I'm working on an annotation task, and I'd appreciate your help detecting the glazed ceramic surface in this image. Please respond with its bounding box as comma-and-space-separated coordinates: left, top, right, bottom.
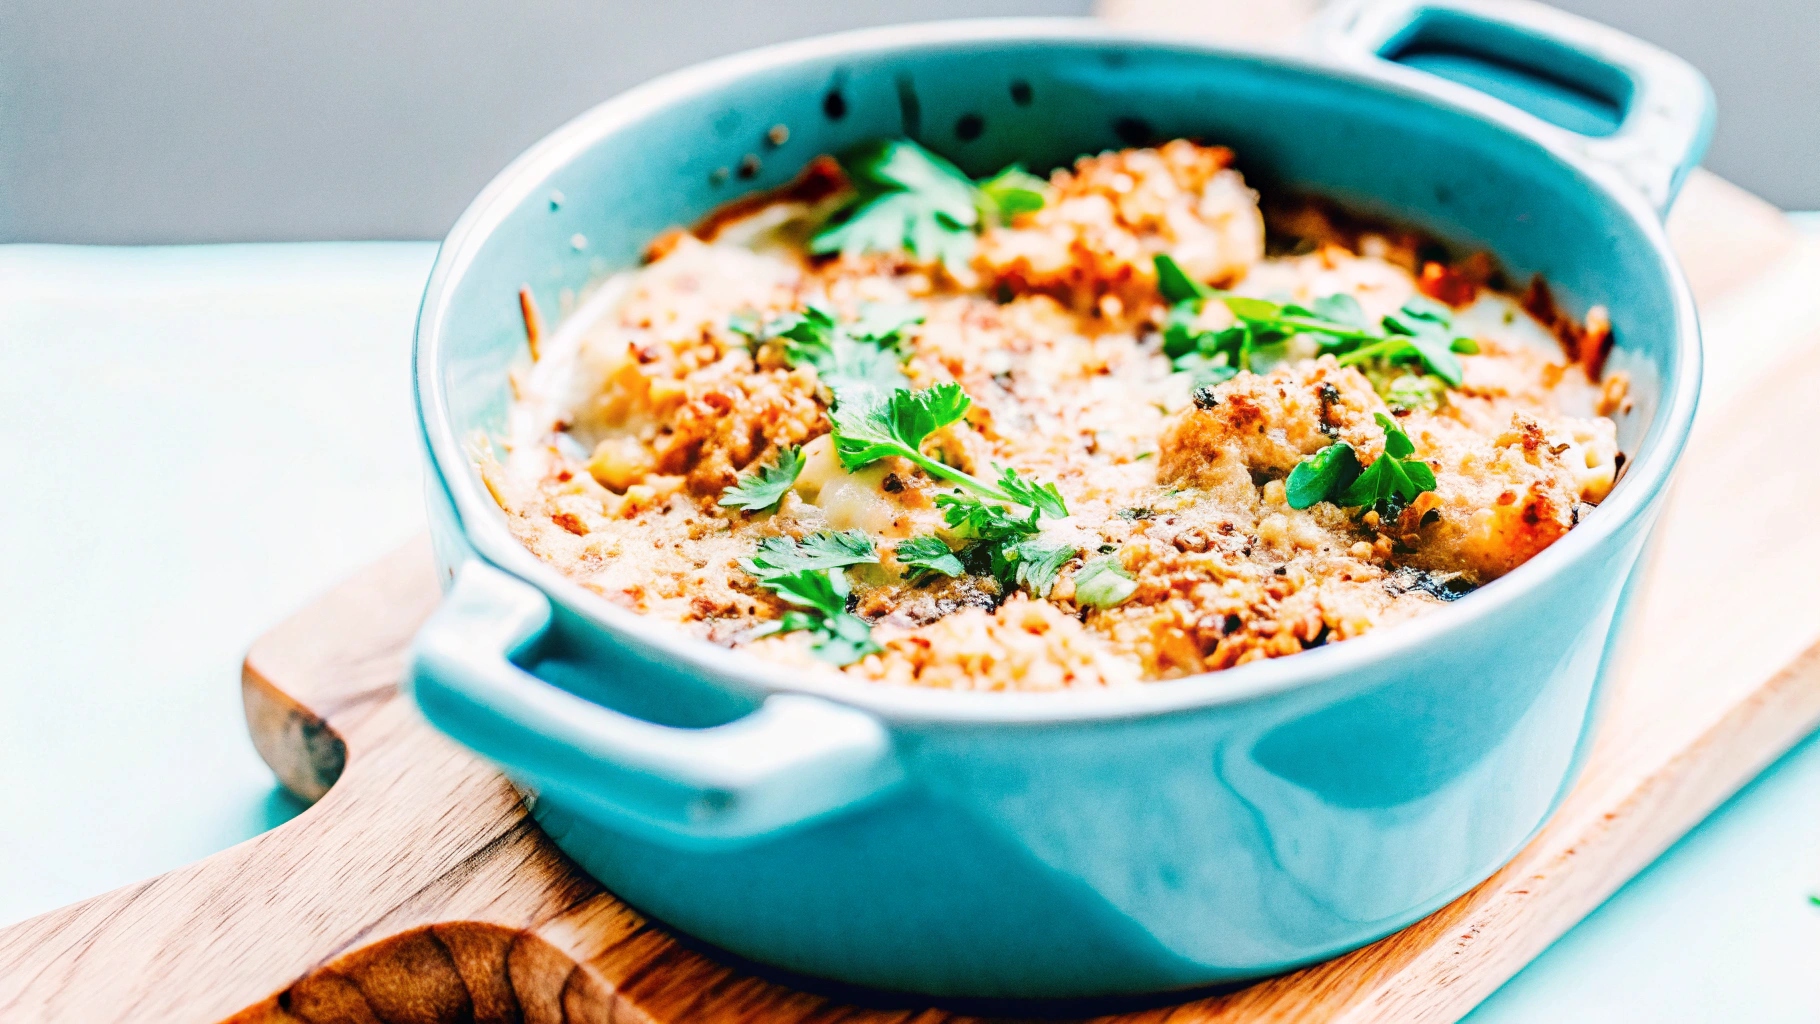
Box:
408, 0, 1711, 998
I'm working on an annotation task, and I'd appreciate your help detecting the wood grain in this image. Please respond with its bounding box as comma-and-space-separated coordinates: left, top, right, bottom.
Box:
0, 177, 1813, 1023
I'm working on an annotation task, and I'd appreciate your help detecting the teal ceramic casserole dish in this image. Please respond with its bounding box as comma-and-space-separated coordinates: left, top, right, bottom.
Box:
407, 0, 1711, 999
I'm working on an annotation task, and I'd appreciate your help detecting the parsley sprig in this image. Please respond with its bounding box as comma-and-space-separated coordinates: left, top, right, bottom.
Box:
932, 491, 1076, 597
741, 530, 880, 664
1153, 254, 1479, 388
741, 530, 878, 574
1285, 413, 1437, 516
748, 569, 879, 665
829, 382, 1069, 517
732, 302, 923, 400
718, 445, 803, 513
894, 535, 964, 582
810, 140, 1048, 269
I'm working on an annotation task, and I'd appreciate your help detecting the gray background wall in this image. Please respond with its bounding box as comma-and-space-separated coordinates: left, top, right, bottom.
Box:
0, 0, 1811, 244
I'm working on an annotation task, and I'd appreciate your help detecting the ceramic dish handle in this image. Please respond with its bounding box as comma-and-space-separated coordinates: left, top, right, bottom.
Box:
408, 561, 904, 848
1311, 0, 1714, 217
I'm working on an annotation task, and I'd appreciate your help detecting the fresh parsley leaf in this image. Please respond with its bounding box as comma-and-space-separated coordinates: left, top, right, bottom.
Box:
829, 381, 1072, 527
1284, 414, 1435, 514
977, 165, 1048, 223
726, 309, 764, 344
748, 567, 879, 666
937, 490, 1039, 543
811, 140, 1047, 268
895, 535, 964, 582
1013, 538, 1076, 598
1327, 298, 1475, 386
718, 445, 803, 513
1381, 414, 1415, 458
1152, 255, 1378, 378
1334, 414, 1437, 513
810, 141, 976, 266
1285, 443, 1362, 510
830, 381, 972, 470
1310, 293, 1368, 328
932, 490, 1077, 597
1154, 253, 1214, 305
1073, 556, 1137, 608
741, 530, 879, 577
847, 302, 926, 344
1173, 351, 1239, 388
750, 302, 920, 400
992, 464, 1069, 520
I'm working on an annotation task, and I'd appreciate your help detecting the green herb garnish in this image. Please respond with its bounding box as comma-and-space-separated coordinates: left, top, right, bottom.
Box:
1285, 413, 1437, 515
748, 568, 879, 665
740, 532, 881, 665
829, 382, 1068, 517
895, 535, 964, 582
810, 140, 1048, 269
977, 165, 1048, 223
933, 490, 1076, 597
1151, 254, 1478, 388
1011, 538, 1076, 598
1285, 443, 1361, 510
718, 445, 803, 513
1073, 556, 1137, 608
733, 302, 922, 400
741, 530, 879, 575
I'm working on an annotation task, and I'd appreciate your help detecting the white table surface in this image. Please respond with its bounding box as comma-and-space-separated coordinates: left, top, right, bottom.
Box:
2, 240, 1817, 1020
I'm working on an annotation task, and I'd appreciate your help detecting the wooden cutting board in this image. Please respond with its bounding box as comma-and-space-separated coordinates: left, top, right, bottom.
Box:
2, 171, 1817, 1024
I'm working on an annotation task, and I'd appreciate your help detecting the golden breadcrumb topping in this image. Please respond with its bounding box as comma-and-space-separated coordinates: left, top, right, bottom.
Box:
483, 141, 1622, 690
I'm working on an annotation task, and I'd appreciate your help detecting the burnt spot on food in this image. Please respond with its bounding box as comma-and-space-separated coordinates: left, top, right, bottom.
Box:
1224, 392, 1265, 432
1273, 565, 1286, 576
1113, 116, 1154, 147
955, 113, 985, 142
1317, 382, 1342, 437
1386, 566, 1475, 602
1010, 79, 1033, 106
882, 472, 905, 493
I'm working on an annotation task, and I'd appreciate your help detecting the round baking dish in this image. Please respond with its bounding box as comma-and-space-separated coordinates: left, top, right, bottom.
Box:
407, 0, 1710, 998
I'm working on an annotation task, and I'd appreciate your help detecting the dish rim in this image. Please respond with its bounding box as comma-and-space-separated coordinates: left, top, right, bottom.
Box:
413, 16, 1702, 726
